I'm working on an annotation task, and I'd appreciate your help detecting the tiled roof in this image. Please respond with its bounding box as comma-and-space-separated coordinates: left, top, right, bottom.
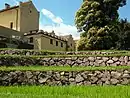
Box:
59, 35, 72, 41
24, 30, 68, 42
0, 1, 32, 13
0, 6, 19, 13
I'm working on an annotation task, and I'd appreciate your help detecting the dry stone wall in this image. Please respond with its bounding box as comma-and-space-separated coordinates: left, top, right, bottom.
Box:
0, 56, 130, 66
0, 70, 130, 86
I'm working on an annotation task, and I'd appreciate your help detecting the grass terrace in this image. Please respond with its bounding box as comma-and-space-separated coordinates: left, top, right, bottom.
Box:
0, 53, 130, 58
0, 66, 130, 71
0, 86, 130, 98
0, 48, 130, 56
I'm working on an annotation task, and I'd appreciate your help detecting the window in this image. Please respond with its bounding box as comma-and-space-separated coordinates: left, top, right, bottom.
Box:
50, 39, 53, 44
10, 22, 13, 29
61, 42, 63, 47
56, 41, 58, 46
29, 37, 33, 43
71, 43, 72, 46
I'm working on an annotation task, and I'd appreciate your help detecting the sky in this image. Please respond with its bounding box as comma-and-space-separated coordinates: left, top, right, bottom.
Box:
0, 0, 130, 39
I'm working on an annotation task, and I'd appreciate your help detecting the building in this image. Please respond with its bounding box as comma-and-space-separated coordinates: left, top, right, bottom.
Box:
0, 25, 23, 38
24, 30, 75, 51
0, 1, 38, 49
0, 1, 75, 51
0, 25, 33, 48
59, 35, 75, 51
0, 1, 39, 34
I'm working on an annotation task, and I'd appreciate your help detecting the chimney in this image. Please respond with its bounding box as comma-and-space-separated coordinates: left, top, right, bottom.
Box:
51, 30, 55, 36
5, 3, 10, 9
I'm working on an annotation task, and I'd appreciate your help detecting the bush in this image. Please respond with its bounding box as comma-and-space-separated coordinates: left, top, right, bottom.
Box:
76, 37, 88, 51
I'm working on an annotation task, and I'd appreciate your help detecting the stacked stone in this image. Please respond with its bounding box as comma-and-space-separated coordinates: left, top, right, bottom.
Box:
0, 49, 130, 86
0, 70, 130, 86
0, 56, 130, 67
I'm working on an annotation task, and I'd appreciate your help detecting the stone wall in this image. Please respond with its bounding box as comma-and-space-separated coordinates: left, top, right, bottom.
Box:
0, 50, 127, 56
0, 70, 130, 86
0, 56, 130, 66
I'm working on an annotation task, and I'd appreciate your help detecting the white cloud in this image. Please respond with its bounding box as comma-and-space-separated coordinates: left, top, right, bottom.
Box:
42, 9, 63, 24
39, 23, 80, 40
40, 9, 80, 40
12, 0, 19, 5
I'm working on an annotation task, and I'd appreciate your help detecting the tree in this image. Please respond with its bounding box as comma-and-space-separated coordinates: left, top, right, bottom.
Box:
116, 19, 130, 50
75, 0, 126, 50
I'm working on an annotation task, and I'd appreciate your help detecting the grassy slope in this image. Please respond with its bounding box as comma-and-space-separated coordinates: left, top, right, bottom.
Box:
0, 49, 130, 57
0, 86, 130, 98
0, 48, 128, 51
0, 53, 130, 58
0, 66, 130, 71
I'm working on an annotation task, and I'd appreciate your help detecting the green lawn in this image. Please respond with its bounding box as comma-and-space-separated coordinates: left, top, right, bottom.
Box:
1, 66, 130, 71
0, 86, 130, 98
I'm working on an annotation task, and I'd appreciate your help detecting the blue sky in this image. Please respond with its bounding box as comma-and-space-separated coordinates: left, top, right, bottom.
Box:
0, 0, 130, 39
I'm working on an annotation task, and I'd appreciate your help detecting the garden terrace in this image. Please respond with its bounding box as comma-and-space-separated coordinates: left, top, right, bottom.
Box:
0, 66, 130, 86
0, 49, 129, 56
0, 55, 130, 67
0, 49, 130, 86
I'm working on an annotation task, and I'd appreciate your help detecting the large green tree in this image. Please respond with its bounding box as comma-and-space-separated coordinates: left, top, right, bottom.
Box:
116, 19, 130, 50
75, 0, 126, 50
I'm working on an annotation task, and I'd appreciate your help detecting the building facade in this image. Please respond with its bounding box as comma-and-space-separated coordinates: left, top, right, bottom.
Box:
60, 35, 75, 51
0, 1, 39, 34
0, 25, 33, 49
0, 25, 23, 38
24, 30, 75, 51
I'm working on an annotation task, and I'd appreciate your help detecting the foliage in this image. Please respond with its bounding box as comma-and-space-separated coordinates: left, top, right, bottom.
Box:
116, 19, 130, 50
0, 51, 130, 58
76, 37, 88, 50
75, 0, 126, 50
